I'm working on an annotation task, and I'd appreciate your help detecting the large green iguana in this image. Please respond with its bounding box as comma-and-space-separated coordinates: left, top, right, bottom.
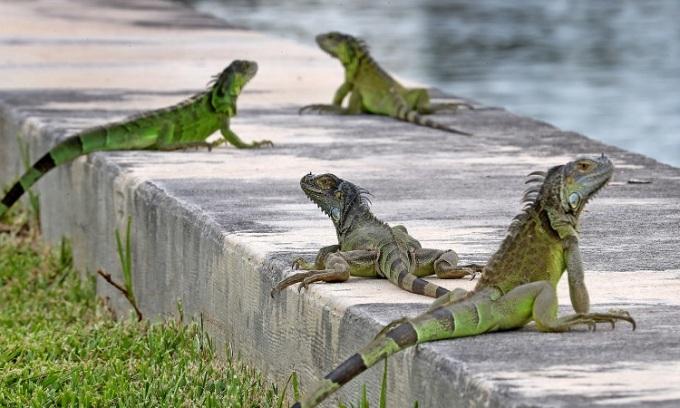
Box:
0, 60, 271, 217
271, 173, 480, 298
291, 155, 636, 408
300, 32, 474, 136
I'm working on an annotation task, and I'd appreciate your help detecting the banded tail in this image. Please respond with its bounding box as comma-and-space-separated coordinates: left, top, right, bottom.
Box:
0, 127, 156, 217
293, 308, 457, 408
292, 321, 419, 408
381, 243, 449, 298
395, 104, 472, 136
0, 135, 90, 216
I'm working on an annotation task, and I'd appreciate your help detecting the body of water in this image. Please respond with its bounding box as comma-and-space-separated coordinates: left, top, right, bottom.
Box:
192, 0, 679, 166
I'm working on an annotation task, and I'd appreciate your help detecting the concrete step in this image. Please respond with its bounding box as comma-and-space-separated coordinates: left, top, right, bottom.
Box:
1, 1, 679, 406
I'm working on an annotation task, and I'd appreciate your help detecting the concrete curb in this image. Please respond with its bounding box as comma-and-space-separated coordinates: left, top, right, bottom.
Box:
1, 1, 679, 406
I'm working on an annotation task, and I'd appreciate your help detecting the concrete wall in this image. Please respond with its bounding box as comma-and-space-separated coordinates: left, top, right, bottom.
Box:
1, 1, 679, 406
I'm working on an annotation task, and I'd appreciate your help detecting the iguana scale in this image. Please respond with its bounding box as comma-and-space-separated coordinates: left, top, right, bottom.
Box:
271, 173, 480, 298
301, 32, 473, 136
0, 60, 270, 217
292, 155, 636, 407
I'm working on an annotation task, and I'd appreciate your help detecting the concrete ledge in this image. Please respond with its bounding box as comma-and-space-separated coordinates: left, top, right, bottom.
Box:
1, 1, 679, 407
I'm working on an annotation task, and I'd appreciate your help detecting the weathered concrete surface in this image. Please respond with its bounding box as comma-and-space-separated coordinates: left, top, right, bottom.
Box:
1, 0, 679, 406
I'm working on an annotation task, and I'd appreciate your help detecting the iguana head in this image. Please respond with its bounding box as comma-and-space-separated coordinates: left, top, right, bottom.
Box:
315, 32, 367, 65
210, 60, 258, 113
300, 173, 369, 231
524, 154, 613, 236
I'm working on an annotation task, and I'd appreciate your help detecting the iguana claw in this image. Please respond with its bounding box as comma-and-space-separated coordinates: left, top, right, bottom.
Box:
560, 310, 636, 332
292, 257, 314, 270
430, 101, 475, 113
252, 139, 274, 148
299, 104, 344, 115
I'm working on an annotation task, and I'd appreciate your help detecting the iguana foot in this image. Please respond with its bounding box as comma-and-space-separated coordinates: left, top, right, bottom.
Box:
427, 101, 475, 113
271, 267, 350, 296
435, 259, 483, 280
299, 104, 345, 115
271, 270, 319, 297
292, 257, 316, 270
557, 309, 636, 331
239, 139, 274, 149
206, 139, 225, 151
298, 269, 349, 292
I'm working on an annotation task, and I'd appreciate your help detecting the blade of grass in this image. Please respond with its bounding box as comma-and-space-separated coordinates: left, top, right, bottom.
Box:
379, 359, 388, 408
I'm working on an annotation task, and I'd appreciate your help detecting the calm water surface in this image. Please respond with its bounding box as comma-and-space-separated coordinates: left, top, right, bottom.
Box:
192, 0, 680, 166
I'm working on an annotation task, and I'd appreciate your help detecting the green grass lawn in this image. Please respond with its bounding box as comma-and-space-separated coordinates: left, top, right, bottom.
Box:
0, 211, 285, 407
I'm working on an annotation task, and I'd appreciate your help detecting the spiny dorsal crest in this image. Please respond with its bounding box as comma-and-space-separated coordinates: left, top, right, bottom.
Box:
206, 60, 256, 89
357, 187, 373, 207
509, 165, 563, 230
338, 32, 369, 54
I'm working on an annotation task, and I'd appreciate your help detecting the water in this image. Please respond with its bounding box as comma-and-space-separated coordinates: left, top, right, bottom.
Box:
191, 0, 680, 167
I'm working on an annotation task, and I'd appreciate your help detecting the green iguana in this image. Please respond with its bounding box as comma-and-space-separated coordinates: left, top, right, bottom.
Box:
291, 155, 636, 408
271, 173, 480, 298
301, 32, 473, 136
0, 60, 270, 218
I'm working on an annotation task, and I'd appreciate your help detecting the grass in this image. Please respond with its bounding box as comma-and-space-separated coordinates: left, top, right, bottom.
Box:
0, 210, 282, 407
0, 209, 404, 407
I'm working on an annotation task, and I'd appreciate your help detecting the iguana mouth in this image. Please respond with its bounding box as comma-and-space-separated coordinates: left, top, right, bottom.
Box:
300, 175, 334, 218
304, 191, 332, 217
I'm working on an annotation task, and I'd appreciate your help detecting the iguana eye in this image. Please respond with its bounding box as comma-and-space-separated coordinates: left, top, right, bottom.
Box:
577, 161, 592, 171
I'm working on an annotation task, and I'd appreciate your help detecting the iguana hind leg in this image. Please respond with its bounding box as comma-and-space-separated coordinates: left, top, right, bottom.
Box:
413, 248, 480, 279
427, 287, 470, 311
272, 250, 377, 296
405, 88, 473, 114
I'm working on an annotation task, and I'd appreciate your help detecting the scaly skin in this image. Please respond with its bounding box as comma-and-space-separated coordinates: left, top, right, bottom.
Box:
271, 173, 480, 298
0, 60, 271, 217
292, 156, 636, 408
300, 32, 474, 136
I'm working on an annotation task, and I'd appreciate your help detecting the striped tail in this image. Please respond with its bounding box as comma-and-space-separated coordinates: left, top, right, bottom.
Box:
381, 243, 449, 298
294, 301, 467, 408
397, 268, 449, 298
293, 320, 422, 408
395, 105, 472, 136
0, 135, 87, 217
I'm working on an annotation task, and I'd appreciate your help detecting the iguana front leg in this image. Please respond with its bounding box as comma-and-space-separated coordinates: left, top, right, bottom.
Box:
299, 86, 362, 115
271, 250, 377, 296
332, 81, 352, 106
498, 281, 635, 332
291, 244, 340, 270
299, 104, 346, 115
220, 117, 273, 149
299, 82, 350, 115
564, 236, 590, 313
